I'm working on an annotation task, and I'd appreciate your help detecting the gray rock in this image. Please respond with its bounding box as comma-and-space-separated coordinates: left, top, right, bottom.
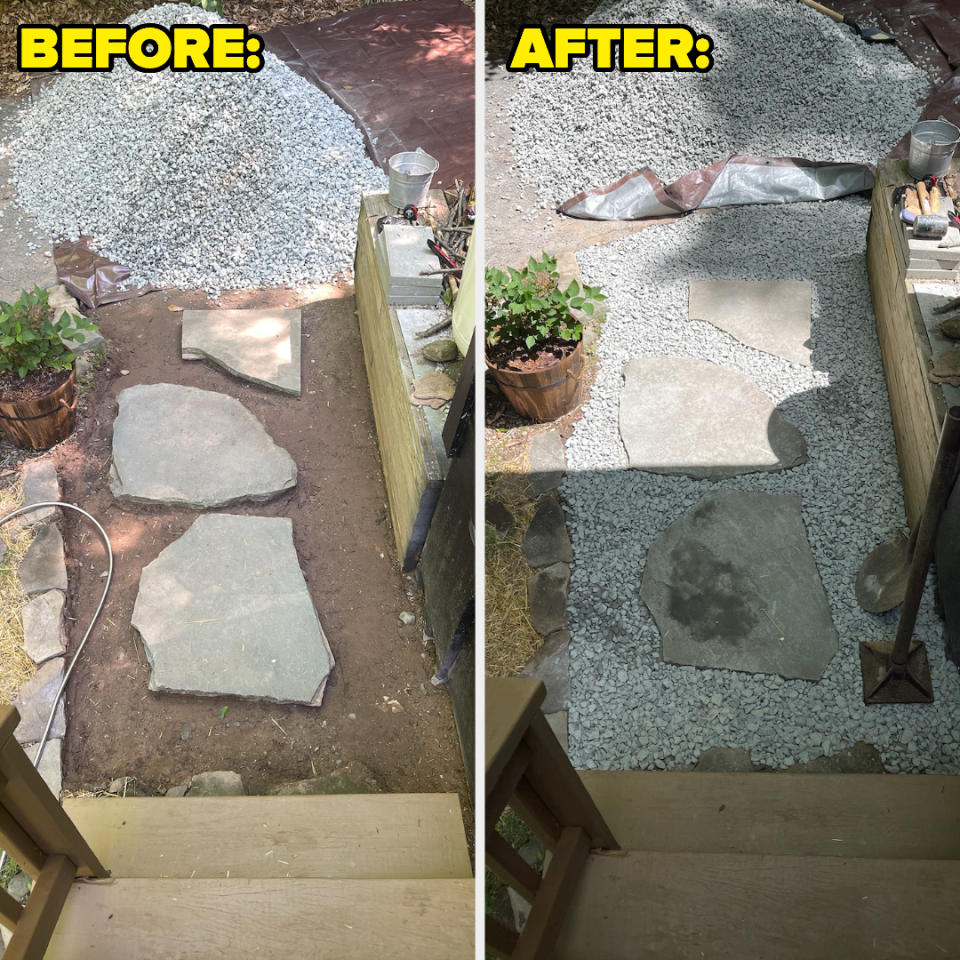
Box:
619, 357, 806, 478
14, 658, 66, 743
0, 541, 7, 565
527, 430, 566, 496
643, 491, 838, 680
485, 499, 514, 537
21, 590, 66, 664
786, 742, 886, 774
519, 630, 570, 713
688, 279, 812, 367
165, 784, 190, 797
423, 338, 459, 363
22, 739, 62, 797
522, 497, 573, 568
5, 871, 31, 903
181, 308, 301, 396
109, 384, 297, 508
694, 746, 755, 773
188, 771, 245, 797
509, 888, 532, 932
108, 776, 135, 795
20, 458, 59, 525
18, 524, 67, 595
544, 711, 569, 754
269, 762, 380, 795
132, 514, 334, 705
398, 611, 416, 626
527, 563, 570, 637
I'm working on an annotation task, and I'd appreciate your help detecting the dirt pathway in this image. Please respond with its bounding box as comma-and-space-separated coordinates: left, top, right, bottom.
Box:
48, 284, 466, 801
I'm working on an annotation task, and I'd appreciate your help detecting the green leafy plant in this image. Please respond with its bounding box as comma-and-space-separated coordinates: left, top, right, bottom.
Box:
0, 287, 97, 380
485, 253, 605, 352
189, 0, 224, 13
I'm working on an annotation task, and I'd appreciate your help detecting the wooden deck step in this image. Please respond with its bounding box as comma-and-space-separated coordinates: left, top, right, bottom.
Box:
556, 850, 960, 959
63, 794, 471, 880
47, 877, 473, 959
580, 771, 960, 860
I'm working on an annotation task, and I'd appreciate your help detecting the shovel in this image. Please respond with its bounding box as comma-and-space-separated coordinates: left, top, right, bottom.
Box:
798, 0, 896, 44
858, 406, 960, 703
857, 405, 960, 611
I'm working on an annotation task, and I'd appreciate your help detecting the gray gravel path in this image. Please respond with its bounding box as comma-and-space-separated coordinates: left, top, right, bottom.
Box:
508, 0, 928, 204
564, 200, 960, 774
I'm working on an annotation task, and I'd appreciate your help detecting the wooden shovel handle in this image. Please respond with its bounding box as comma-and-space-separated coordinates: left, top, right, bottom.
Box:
798, 0, 844, 24
917, 181, 932, 215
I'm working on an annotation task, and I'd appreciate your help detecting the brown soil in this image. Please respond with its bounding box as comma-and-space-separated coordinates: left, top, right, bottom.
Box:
0, 365, 70, 403
45, 282, 467, 805
486, 337, 577, 374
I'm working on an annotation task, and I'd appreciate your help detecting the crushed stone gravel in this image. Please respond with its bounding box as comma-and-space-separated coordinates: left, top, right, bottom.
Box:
508, 0, 929, 204
9, 3, 386, 294
563, 200, 960, 774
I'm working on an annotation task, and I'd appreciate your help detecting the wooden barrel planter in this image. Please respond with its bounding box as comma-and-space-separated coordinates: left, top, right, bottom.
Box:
0, 367, 78, 450
486, 339, 584, 422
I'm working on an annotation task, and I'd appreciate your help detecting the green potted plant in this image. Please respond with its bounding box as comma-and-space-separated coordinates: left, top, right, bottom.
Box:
0, 286, 98, 450
485, 253, 605, 421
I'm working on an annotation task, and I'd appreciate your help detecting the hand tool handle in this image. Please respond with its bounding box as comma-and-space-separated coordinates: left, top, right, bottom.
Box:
917, 181, 932, 215
798, 0, 844, 23
904, 187, 921, 216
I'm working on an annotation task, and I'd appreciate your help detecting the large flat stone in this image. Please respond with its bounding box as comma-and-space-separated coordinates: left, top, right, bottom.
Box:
181, 308, 301, 396
132, 514, 334, 705
21, 590, 66, 664
109, 384, 297, 509
14, 658, 66, 743
688, 279, 812, 367
619, 357, 806, 478
22, 739, 62, 797
527, 429, 566, 496
522, 497, 573, 568
18, 524, 67, 595
20, 458, 60, 526
527, 562, 569, 637
519, 630, 570, 713
188, 771, 245, 797
642, 491, 837, 681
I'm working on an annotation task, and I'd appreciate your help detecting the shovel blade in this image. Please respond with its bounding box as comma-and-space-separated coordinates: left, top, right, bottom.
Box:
856, 529, 910, 612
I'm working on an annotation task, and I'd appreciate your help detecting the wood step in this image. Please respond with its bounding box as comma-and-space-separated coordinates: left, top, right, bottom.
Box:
580, 770, 960, 860
63, 794, 471, 880
556, 850, 960, 959
46, 877, 473, 959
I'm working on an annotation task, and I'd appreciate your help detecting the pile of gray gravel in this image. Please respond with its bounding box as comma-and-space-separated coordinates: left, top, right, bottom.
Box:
509, 0, 929, 203
10, 3, 386, 293
563, 200, 960, 774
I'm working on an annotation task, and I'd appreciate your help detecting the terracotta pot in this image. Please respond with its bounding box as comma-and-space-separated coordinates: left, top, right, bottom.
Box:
0, 366, 78, 450
486, 339, 584, 422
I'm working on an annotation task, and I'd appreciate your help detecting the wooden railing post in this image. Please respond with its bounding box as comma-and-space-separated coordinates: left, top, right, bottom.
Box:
0, 706, 108, 960
485, 677, 619, 960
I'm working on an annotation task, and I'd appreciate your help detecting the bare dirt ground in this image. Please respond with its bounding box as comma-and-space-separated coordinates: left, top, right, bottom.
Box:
26, 281, 466, 804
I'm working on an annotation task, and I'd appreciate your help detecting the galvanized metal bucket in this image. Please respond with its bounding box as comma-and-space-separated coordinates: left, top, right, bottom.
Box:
387, 148, 439, 208
908, 118, 960, 179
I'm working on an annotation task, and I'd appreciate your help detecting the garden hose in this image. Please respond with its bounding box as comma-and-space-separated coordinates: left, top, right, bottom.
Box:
0, 501, 114, 876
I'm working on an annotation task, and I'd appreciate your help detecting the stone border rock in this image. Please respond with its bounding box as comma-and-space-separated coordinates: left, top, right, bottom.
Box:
10, 456, 67, 798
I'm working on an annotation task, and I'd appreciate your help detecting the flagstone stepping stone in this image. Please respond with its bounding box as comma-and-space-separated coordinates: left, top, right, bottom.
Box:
688, 279, 813, 366
619, 357, 806, 478
18, 524, 68, 595
22, 590, 66, 664
109, 384, 297, 509
641, 491, 837, 681
132, 514, 334, 706
20, 458, 60, 526
181, 308, 301, 396
519, 630, 570, 713
527, 429, 566, 497
14, 657, 66, 743
25, 739, 61, 797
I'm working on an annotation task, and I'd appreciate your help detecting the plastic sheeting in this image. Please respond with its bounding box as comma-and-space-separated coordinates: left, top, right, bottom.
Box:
53, 239, 154, 309
558, 156, 874, 221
